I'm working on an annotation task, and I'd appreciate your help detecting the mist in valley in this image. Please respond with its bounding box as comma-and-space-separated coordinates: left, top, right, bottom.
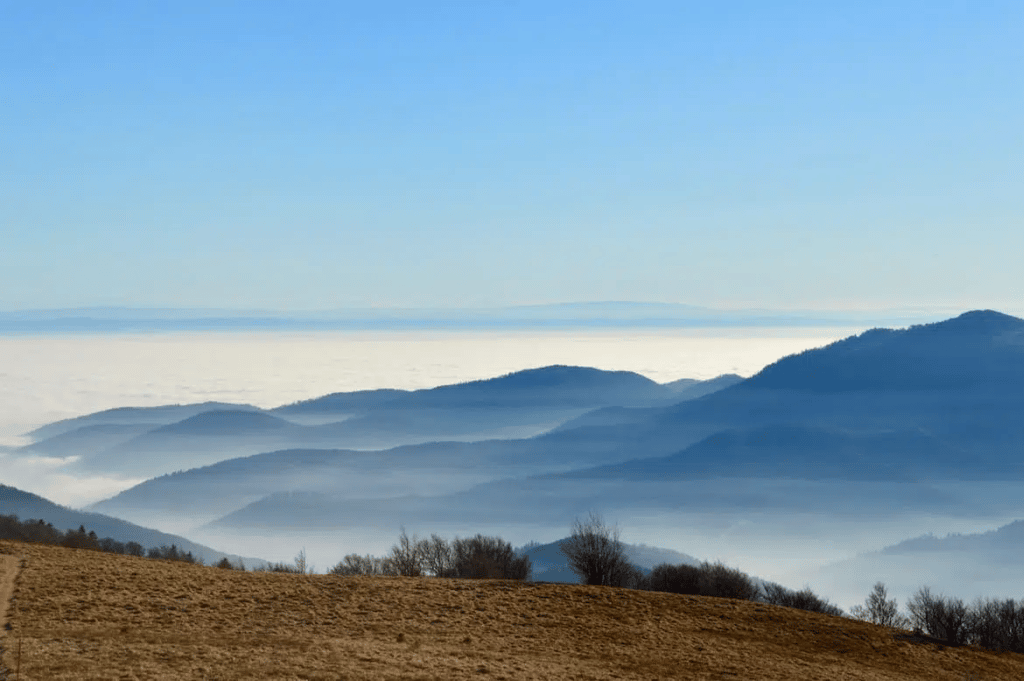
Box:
5, 314, 1024, 616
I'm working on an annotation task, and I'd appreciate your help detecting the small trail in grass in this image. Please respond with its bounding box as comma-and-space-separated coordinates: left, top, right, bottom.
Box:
0, 554, 19, 629
0, 553, 22, 675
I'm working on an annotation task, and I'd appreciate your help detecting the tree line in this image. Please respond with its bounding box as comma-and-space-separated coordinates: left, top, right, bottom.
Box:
329, 530, 531, 580
558, 513, 1024, 654
2, 513, 204, 566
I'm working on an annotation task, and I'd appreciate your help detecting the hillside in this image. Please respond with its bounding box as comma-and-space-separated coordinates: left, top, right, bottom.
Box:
27, 401, 264, 440
802, 517, 1024, 612
21, 365, 709, 479
740, 309, 1024, 392
3, 540, 1023, 680
0, 484, 260, 568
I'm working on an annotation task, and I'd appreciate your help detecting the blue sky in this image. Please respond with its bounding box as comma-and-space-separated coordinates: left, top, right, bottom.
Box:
2, 1, 1022, 313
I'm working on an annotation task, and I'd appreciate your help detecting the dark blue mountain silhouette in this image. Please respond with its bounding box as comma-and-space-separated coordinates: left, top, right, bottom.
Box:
381, 365, 673, 408
68, 311, 1024, 538
555, 423, 984, 482
150, 409, 295, 436
28, 401, 263, 440
18, 423, 154, 457
741, 310, 1024, 392
272, 389, 408, 414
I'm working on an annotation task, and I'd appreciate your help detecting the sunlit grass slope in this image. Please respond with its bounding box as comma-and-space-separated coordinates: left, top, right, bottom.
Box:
3, 540, 1023, 680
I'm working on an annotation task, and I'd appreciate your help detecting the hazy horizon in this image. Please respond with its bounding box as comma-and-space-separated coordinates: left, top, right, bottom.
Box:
4, 2, 1023, 620
0, 325, 858, 507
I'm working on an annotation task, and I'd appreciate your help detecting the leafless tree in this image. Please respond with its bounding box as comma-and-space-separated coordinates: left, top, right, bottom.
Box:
560, 513, 634, 587
387, 528, 424, 576
330, 554, 386, 576
907, 586, 969, 645
450, 534, 531, 580
293, 548, 309, 575
760, 581, 843, 615
419, 534, 455, 577
850, 582, 907, 628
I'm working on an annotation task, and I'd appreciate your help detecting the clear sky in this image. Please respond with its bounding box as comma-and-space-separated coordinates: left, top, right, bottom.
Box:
2, 1, 1022, 313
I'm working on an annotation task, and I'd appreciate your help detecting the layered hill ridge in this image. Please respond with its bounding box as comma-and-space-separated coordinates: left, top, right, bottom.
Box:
741, 309, 1024, 392
19, 365, 731, 478
28, 401, 263, 440
147, 409, 295, 436
87, 311, 1024, 539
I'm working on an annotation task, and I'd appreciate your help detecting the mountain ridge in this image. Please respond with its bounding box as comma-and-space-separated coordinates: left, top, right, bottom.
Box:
0, 483, 264, 567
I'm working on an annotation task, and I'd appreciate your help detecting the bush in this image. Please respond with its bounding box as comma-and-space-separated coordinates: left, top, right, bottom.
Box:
648, 563, 703, 595
560, 513, 635, 587
697, 561, 760, 601
647, 561, 759, 602
330, 554, 387, 576
761, 581, 844, 616
62, 525, 101, 551
419, 534, 455, 577
967, 597, 1024, 653
388, 528, 423, 577
449, 535, 531, 580
257, 561, 303, 573
906, 586, 969, 645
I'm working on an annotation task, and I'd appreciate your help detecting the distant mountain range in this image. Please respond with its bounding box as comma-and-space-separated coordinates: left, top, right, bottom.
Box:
802, 516, 1024, 611
100, 309, 1022, 536
0, 302, 946, 333
22, 366, 740, 478
11, 309, 1024, 601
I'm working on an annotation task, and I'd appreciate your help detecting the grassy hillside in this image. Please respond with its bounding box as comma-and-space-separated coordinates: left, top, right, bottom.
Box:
3, 540, 1023, 680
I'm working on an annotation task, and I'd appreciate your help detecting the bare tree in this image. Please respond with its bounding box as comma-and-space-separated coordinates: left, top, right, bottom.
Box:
968, 597, 1024, 652
450, 535, 531, 580
907, 586, 969, 645
388, 528, 424, 576
330, 554, 386, 576
294, 548, 308, 575
560, 513, 634, 587
697, 561, 760, 601
850, 582, 907, 628
419, 534, 455, 577
649, 562, 703, 594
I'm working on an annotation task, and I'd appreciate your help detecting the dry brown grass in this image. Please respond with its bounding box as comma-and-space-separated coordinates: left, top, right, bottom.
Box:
2, 539, 1022, 680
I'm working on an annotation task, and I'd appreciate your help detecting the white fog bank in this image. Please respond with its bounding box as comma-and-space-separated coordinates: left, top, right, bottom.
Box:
0, 327, 857, 507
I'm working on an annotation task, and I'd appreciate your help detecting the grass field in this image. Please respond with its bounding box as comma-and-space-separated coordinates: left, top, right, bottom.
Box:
2, 539, 1022, 680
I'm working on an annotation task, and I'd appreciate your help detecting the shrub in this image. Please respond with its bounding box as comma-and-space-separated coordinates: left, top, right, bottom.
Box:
697, 561, 760, 601
449, 535, 531, 580
330, 554, 387, 576
907, 586, 969, 645
647, 561, 759, 602
648, 563, 703, 595
419, 534, 455, 577
560, 513, 635, 587
966, 597, 1024, 653
761, 581, 844, 616
388, 528, 423, 577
